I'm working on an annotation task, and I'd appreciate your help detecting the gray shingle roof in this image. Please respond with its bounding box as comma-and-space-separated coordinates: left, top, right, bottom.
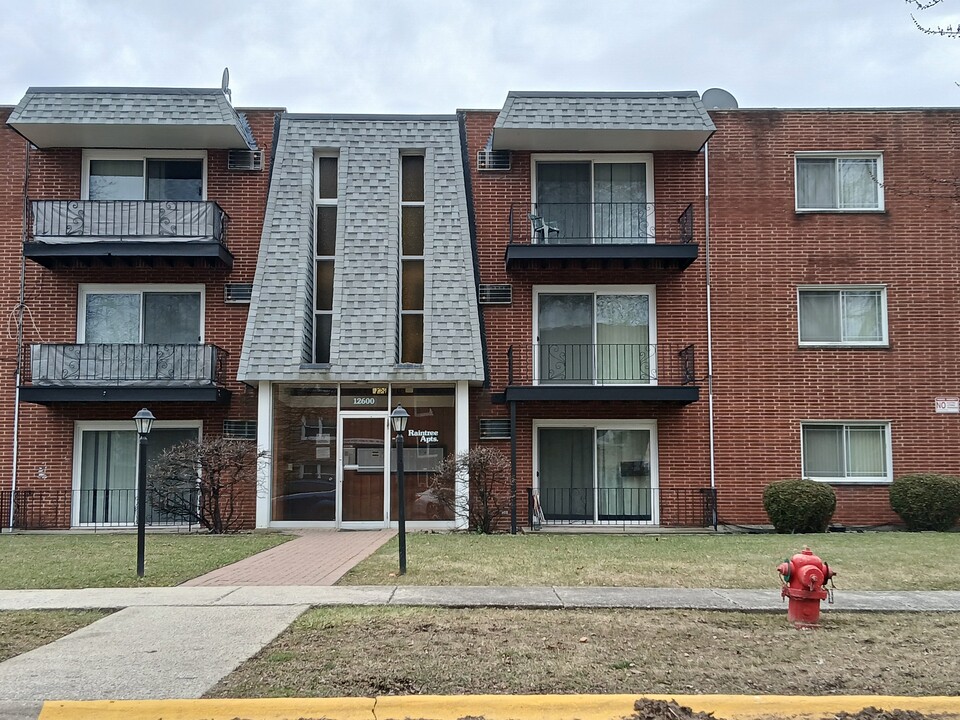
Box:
239, 115, 484, 383
491, 91, 715, 151
7, 87, 256, 149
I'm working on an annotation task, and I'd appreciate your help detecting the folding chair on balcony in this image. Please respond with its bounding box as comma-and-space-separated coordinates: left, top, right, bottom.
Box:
529, 213, 560, 244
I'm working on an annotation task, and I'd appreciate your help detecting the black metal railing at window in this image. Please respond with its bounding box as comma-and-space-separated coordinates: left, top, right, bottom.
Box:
507, 343, 696, 386
28, 200, 229, 245
509, 202, 694, 245
528, 486, 717, 529
25, 343, 227, 387
0, 488, 200, 530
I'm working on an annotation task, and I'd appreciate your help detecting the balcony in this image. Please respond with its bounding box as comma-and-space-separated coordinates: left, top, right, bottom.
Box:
503, 343, 699, 403
505, 202, 697, 270
527, 487, 717, 528
25, 200, 233, 268
20, 343, 230, 404
1, 488, 202, 530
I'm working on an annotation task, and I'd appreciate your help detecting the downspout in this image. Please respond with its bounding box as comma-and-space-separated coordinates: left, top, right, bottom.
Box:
9, 142, 29, 529
704, 140, 718, 530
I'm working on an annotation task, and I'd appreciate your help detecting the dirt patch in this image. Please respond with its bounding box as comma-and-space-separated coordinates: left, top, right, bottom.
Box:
834, 711, 957, 720
630, 702, 959, 720
630, 699, 717, 720
208, 607, 960, 699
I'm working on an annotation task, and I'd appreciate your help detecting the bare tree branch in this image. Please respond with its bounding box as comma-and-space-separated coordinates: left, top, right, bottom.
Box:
908, 0, 960, 36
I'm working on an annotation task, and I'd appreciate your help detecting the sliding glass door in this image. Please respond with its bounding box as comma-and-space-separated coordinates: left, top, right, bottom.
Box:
537, 424, 656, 525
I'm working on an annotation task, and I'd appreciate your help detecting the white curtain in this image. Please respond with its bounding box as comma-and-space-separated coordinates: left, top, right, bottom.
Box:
842, 291, 882, 342
596, 295, 649, 383
79, 430, 137, 524
797, 158, 878, 209
594, 163, 648, 243
839, 159, 878, 209
802, 426, 843, 477
846, 426, 886, 477
596, 429, 650, 519
796, 159, 835, 209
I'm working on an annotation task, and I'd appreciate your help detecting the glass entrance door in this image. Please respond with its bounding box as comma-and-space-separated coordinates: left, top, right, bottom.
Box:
338, 415, 389, 526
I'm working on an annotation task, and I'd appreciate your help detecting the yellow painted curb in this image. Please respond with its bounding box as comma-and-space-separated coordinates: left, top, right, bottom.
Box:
38, 693, 960, 720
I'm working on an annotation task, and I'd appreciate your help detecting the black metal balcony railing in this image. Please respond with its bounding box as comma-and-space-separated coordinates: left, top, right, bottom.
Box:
507, 343, 696, 386
0, 489, 200, 531
29, 200, 228, 245
528, 487, 718, 528
26, 343, 227, 387
510, 202, 693, 245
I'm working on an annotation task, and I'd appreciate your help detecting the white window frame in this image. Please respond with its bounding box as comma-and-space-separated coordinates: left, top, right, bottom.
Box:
533, 419, 659, 525
532, 284, 658, 386
531, 153, 656, 242
81, 149, 208, 201
71, 420, 202, 527
794, 151, 884, 213
77, 283, 206, 343
800, 421, 893, 484
797, 285, 888, 347
399, 151, 426, 365
313, 152, 340, 365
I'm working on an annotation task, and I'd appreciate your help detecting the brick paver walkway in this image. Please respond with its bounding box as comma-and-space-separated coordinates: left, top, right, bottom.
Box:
181, 529, 396, 586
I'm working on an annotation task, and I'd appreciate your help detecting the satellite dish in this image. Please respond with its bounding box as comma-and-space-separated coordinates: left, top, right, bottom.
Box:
702, 88, 738, 110
221, 67, 232, 103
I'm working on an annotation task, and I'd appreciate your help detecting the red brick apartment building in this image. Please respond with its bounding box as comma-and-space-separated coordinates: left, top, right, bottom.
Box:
463, 93, 960, 530
0, 86, 277, 529
1, 83, 957, 532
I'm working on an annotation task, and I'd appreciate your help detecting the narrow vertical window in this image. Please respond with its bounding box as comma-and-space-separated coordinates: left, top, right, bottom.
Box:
315, 155, 338, 364
400, 154, 424, 363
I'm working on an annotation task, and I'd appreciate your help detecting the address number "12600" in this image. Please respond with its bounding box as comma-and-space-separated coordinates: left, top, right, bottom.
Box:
353, 397, 378, 406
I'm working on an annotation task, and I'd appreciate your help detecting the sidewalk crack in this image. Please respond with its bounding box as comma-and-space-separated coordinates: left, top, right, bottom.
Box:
551, 586, 565, 608
372, 694, 379, 720
387, 586, 398, 605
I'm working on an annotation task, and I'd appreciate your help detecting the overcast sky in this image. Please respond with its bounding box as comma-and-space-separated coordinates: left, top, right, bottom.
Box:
2, 1, 959, 112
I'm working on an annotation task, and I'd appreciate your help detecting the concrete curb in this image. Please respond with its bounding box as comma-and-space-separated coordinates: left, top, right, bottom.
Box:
36, 694, 960, 720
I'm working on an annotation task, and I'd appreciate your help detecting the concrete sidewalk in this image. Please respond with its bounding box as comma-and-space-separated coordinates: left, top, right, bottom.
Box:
2, 585, 960, 718
2, 585, 960, 611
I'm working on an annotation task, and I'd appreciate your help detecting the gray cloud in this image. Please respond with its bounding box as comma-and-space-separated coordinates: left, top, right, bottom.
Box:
2, 0, 959, 111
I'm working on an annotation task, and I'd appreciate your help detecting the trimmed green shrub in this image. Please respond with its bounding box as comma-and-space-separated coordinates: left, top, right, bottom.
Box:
763, 479, 837, 533
889, 474, 960, 531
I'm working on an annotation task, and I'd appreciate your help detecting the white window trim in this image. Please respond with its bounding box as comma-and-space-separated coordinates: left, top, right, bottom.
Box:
399, 151, 426, 364
531, 153, 656, 242
77, 283, 206, 343
533, 419, 659, 525
314, 153, 339, 364
800, 420, 893, 485
71, 420, 203, 527
794, 151, 884, 213
796, 284, 888, 348
532, 284, 658, 386
81, 149, 208, 201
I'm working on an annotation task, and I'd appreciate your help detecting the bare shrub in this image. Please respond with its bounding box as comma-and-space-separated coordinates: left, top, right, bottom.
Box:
429, 447, 513, 533
147, 436, 265, 534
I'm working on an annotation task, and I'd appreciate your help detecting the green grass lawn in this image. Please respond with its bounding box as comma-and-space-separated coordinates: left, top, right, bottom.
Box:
0, 532, 292, 589
339, 531, 960, 590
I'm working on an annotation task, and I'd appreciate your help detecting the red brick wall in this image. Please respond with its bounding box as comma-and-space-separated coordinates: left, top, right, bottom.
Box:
707, 109, 960, 526
462, 111, 714, 528
0, 108, 278, 529
464, 107, 960, 529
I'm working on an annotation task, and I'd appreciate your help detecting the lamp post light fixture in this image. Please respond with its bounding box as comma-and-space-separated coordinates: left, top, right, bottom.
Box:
133, 408, 155, 578
390, 403, 410, 575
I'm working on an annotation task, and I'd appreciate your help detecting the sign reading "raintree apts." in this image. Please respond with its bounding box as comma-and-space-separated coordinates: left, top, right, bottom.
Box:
935, 397, 960, 414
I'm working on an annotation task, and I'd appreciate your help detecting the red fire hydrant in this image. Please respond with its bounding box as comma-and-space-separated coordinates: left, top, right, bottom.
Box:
777, 546, 835, 627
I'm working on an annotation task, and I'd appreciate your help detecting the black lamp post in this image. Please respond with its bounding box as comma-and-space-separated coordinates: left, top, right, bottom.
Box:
133, 408, 155, 578
390, 403, 409, 575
